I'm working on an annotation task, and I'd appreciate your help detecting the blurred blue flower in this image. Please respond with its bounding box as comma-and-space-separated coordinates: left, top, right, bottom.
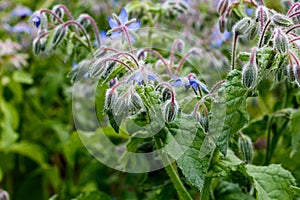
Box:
210, 25, 232, 48
94, 30, 108, 46
10, 22, 32, 34
11, 6, 32, 18
108, 7, 141, 42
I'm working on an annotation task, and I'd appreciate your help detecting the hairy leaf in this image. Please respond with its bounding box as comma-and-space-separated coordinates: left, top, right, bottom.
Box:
210, 70, 249, 155
246, 164, 296, 200
165, 114, 210, 191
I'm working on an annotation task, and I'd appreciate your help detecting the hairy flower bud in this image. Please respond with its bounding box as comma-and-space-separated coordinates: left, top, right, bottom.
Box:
163, 100, 178, 123
191, 111, 200, 122
129, 92, 144, 110
217, 0, 229, 16
218, 15, 226, 33
76, 14, 90, 28
242, 50, 258, 89
0, 189, 9, 200
272, 13, 293, 27
233, 17, 252, 36
51, 5, 64, 23
161, 87, 172, 102
255, 6, 269, 28
51, 25, 66, 48
238, 134, 253, 164
273, 28, 289, 55
249, 21, 259, 40
199, 113, 209, 133
113, 97, 128, 116
284, 64, 296, 81
105, 89, 117, 110
32, 38, 42, 55
294, 64, 300, 87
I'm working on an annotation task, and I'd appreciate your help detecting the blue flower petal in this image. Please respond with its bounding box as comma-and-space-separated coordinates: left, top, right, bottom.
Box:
128, 21, 141, 32
119, 8, 128, 25
110, 32, 121, 40
108, 16, 118, 28
147, 74, 156, 81
30, 15, 41, 28
100, 30, 107, 40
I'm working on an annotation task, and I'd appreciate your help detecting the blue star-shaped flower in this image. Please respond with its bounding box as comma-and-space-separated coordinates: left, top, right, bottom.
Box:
186, 75, 210, 93
108, 8, 141, 42
127, 66, 156, 85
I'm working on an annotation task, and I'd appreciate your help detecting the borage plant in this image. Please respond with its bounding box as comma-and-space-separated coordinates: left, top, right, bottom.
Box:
30, 0, 300, 199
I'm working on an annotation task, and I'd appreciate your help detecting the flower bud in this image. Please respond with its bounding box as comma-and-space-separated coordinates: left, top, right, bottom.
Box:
76, 14, 90, 28
255, 6, 269, 27
161, 87, 172, 102
113, 97, 128, 116
32, 38, 42, 55
0, 189, 9, 200
233, 17, 252, 36
199, 113, 209, 133
191, 111, 201, 122
129, 92, 144, 110
163, 100, 178, 123
89, 59, 106, 78
238, 134, 253, 164
284, 64, 296, 81
249, 21, 259, 40
242, 50, 258, 88
218, 15, 226, 33
272, 13, 293, 27
189, 47, 202, 56
294, 64, 300, 87
51, 5, 64, 23
137, 49, 147, 61
105, 89, 117, 110
273, 28, 289, 55
51, 25, 66, 48
242, 64, 258, 88
217, 0, 229, 16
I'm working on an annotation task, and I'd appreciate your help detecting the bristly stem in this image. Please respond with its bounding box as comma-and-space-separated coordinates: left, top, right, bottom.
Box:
40, 9, 64, 23
103, 57, 134, 72
258, 19, 271, 48
170, 40, 180, 70
287, 2, 300, 16
114, 52, 139, 68
231, 33, 238, 70
62, 20, 92, 51
81, 14, 101, 46
55, 4, 80, 35
137, 49, 172, 76
123, 26, 134, 54
153, 137, 193, 200
176, 51, 194, 75
286, 24, 300, 34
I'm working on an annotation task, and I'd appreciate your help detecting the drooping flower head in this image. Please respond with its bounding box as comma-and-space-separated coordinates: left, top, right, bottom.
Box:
107, 8, 141, 42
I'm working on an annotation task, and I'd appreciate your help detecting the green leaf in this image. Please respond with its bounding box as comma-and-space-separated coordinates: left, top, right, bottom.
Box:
210, 70, 249, 155
291, 186, 300, 197
101, 63, 129, 86
165, 114, 210, 191
12, 71, 33, 84
7, 141, 48, 168
246, 164, 296, 200
214, 180, 255, 200
290, 109, 300, 157
73, 191, 111, 200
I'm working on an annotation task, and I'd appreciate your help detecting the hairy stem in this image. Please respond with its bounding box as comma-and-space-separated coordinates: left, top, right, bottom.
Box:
231, 33, 238, 70
154, 137, 193, 200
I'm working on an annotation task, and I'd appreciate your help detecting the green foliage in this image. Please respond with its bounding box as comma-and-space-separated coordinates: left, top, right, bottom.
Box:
210, 70, 249, 155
